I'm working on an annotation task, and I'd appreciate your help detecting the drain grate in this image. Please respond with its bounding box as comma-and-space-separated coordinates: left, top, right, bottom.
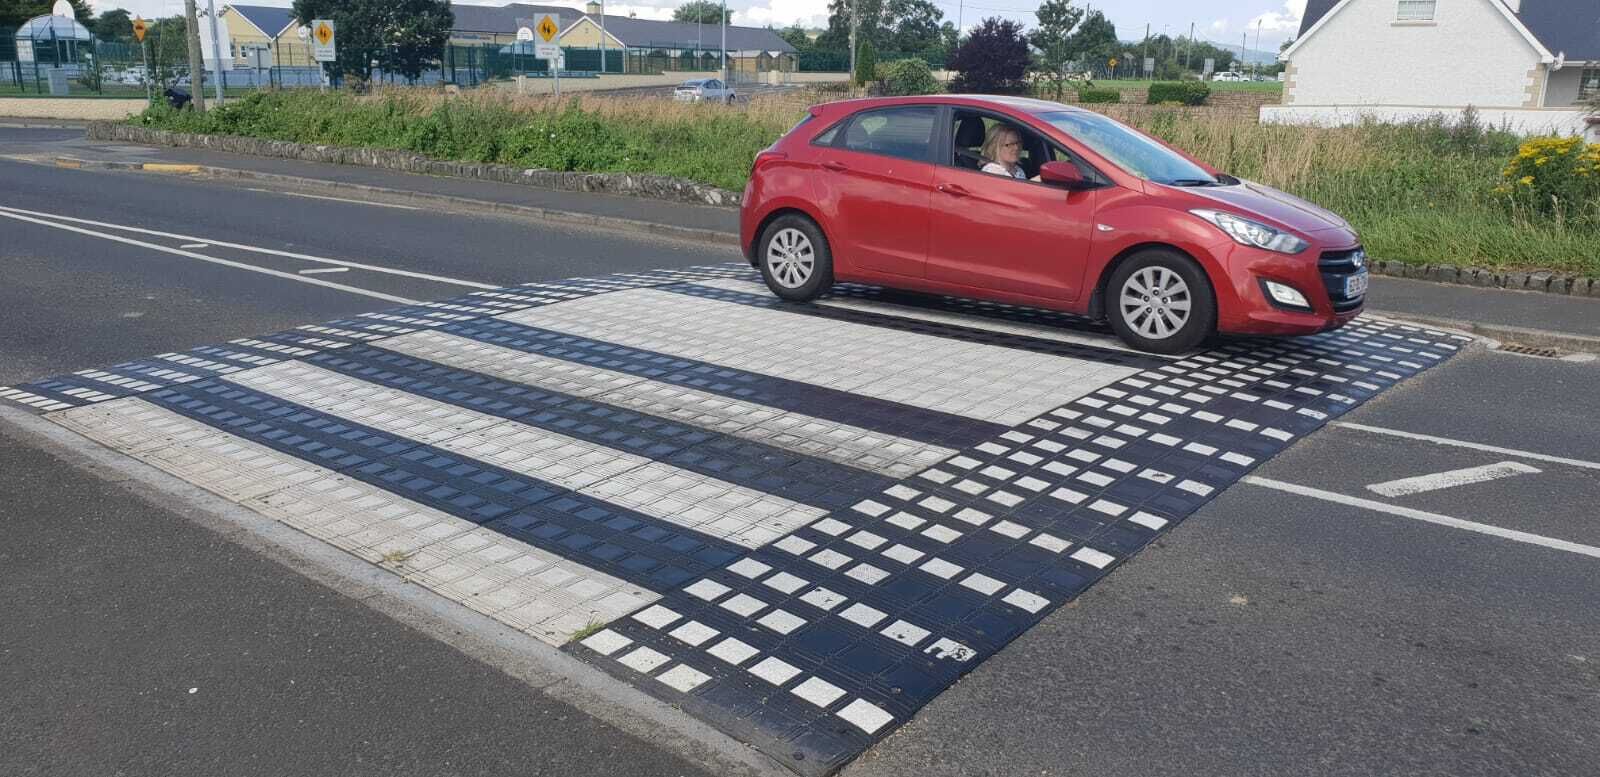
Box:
1499, 344, 1562, 358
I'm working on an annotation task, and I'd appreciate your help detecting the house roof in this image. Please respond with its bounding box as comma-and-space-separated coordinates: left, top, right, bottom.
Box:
227, 4, 295, 38
1296, 0, 1598, 61
449, 3, 575, 33
1516, 0, 1600, 60
575, 15, 796, 53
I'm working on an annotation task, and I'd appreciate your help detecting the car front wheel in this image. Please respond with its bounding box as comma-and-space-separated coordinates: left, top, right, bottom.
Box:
758, 214, 833, 301
1106, 249, 1217, 354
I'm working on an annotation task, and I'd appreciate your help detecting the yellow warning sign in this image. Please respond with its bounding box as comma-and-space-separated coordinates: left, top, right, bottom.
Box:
132, 16, 148, 43
537, 15, 559, 43
315, 21, 334, 46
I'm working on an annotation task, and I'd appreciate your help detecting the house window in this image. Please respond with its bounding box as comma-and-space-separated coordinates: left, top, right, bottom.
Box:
1396, 0, 1436, 20
1581, 68, 1600, 100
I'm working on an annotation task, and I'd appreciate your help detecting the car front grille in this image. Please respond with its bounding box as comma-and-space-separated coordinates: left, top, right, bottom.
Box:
1318, 247, 1367, 313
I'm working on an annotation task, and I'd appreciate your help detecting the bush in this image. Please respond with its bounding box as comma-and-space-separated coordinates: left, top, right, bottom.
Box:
853, 40, 877, 87
883, 58, 939, 96
1493, 136, 1600, 225
1146, 81, 1209, 106
1076, 88, 1119, 104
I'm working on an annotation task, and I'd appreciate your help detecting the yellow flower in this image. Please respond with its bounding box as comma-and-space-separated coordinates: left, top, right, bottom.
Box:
1535, 157, 1549, 165
1519, 175, 1535, 185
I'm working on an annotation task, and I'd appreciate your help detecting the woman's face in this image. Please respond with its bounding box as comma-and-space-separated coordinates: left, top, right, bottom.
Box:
997, 132, 1022, 165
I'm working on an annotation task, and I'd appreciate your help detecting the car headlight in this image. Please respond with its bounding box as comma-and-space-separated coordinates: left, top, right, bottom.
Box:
1190, 209, 1309, 254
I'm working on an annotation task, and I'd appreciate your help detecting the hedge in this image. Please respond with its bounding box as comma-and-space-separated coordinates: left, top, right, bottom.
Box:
1146, 81, 1210, 106
1076, 88, 1120, 104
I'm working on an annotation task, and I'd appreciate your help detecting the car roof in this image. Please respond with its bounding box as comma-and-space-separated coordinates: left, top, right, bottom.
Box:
810, 94, 1090, 118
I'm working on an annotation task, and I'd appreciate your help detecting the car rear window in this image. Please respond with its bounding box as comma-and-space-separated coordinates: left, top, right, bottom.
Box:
838, 106, 936, 162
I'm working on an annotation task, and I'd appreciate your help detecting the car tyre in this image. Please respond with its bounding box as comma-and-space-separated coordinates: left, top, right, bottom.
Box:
758, 214, 833, 302
1106, 249, 1216, 354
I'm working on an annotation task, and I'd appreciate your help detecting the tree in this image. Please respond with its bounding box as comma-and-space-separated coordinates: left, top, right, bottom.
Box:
853, 39, 876, 86
673, 0, 730, 25
1030, 0, 1083, 99
1068, 9, 1118, 70
1, 0, 93, 32
778, 23, 811, 51
292, 0, 452, 83
948, 17, 1030, 94
817, 0, 944, 57
882, 57, 937, 95
91, 8, 133, 42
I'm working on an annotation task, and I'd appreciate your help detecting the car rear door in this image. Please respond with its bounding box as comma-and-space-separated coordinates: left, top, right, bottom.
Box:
807, 105, 938, 279
926, 110, 1098, 302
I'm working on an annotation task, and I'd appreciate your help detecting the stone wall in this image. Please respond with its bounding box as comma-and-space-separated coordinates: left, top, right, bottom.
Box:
86, 122, 743, 207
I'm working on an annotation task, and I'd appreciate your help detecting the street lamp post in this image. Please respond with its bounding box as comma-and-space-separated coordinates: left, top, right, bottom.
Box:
204, 0, 224, 105
720, 0, 727, 85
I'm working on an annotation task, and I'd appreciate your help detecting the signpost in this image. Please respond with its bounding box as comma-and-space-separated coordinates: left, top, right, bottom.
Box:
133, 16, 151, 102
523, 13, 561, 97
516, 25, 532, 80
311, 19, 335, 90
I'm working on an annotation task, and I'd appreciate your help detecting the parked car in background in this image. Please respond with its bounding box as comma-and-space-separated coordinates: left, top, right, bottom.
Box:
739, 95, 1368, 353
1211, 71, 1245, 82
674, 78, 736, 104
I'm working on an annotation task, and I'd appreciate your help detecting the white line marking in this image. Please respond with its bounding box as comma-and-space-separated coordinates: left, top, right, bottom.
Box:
0, 205, 500, 290
181, 243, 209, 248
298, 267, 350, 275
1245, 476, 1600, 560
244, 187, 422, 210
0, 209, 418, 304
1366, 461, 1542, 498
1332, 422, 1600, 472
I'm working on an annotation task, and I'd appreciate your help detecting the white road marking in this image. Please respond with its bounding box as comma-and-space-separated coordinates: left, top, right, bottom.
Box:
0, 204, 500, 290
1245, 476, 1600, 560
245, 187, 422, 210
298, 267, 350, 275
181, 243, 209, 248
1332, 422, 1600, 472
0, 208, 418, 304
1366, 461, 1542, 498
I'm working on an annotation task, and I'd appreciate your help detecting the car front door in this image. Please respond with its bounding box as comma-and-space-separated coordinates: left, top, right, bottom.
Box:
926, 111, 1099, 302
809, 105, 939, 279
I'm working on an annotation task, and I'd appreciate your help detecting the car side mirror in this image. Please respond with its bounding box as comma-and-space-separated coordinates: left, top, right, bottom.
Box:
1039, 161, 1093, 190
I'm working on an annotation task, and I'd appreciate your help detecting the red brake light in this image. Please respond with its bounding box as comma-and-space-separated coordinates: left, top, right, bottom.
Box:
754, 150, 788, 169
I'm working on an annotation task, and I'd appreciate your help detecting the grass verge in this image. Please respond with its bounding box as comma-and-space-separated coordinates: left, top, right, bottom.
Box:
129, 88, 1598, 276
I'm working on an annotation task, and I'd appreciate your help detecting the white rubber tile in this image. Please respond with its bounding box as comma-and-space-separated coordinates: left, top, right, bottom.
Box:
49, 397, 657, 646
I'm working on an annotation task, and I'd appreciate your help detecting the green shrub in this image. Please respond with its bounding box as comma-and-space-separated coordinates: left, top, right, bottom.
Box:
1076, 88, 1119, 103
1493, 136, 1600, 226
883, 58, 939, 96
853, 40, 877, 87
1146, 81, 1209, 106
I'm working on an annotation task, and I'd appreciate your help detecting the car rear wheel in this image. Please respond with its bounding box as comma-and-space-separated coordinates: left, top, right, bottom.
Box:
1107, 249, 1216, 354
758, 214, 833, 301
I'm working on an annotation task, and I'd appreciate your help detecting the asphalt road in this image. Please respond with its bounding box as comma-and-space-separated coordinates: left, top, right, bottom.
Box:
3, 129, 1598, 777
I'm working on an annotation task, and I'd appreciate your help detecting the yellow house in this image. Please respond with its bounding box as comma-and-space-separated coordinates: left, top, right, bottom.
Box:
220, 4, 312, 68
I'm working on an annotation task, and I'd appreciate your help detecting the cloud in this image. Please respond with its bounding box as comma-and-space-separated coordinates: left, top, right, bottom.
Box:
1209, 18, 1229, 33
1249, 1, 1305, 33
737, 0, 831, 28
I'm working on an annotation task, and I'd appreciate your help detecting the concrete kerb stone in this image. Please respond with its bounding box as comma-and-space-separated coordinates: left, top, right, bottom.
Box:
86, 122, 743, 208
1371, 261, 1598, 298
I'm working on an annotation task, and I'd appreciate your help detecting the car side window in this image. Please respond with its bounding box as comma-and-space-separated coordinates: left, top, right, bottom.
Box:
838, 106, 936, 163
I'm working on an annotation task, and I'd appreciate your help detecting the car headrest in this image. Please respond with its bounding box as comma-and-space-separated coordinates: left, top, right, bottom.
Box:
955, 116, 986, 147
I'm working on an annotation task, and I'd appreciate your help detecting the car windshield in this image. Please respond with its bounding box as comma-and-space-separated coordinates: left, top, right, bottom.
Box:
1038, 110, 1219, 186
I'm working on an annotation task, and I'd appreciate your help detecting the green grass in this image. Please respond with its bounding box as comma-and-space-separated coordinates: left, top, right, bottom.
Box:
129, 88, 1598, 276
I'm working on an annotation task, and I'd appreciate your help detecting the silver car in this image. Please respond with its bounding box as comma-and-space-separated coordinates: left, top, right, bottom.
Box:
674, 78, 736, 104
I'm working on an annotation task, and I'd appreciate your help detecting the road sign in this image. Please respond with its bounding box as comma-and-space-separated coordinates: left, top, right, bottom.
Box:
297, 25, 309, 40
536, 14, 560, 43
517, 26, 534, 42
132, 16, 148, 43
312, 19, 336, 62
1202, 57, 1215, 76
1107, 57, 1117, 68
1143, 56, 1155, 75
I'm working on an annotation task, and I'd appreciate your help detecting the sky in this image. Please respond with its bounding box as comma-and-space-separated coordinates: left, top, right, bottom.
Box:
85, 0, 1309, 51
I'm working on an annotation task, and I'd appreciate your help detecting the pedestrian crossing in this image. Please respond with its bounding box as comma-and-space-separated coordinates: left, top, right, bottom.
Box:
0, 263, 1471, 776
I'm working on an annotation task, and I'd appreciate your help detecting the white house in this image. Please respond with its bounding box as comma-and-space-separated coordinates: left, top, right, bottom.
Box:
1264, 0, 1599, 139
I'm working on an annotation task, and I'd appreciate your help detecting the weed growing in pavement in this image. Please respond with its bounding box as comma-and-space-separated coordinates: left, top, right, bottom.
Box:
567, 619, 607, 643
134, 90, 1598, 275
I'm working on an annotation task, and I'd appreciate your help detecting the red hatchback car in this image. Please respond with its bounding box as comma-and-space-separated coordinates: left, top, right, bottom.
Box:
739, 95, 1368, 353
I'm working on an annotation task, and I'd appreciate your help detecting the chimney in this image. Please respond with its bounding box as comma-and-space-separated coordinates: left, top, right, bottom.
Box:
585, 1, 601, 15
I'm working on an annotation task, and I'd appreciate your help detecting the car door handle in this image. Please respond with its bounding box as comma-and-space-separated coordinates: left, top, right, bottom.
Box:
937, 183, 969, 197
821, 161, 848, 172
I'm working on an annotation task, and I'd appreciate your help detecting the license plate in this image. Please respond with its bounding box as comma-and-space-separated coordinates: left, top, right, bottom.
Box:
1345, 271, 1369, 298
